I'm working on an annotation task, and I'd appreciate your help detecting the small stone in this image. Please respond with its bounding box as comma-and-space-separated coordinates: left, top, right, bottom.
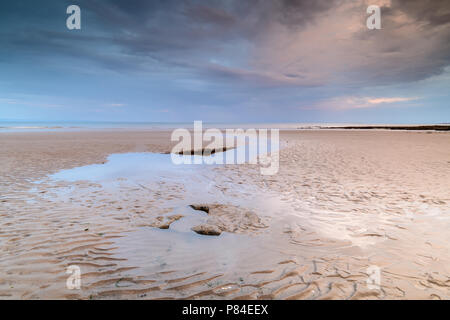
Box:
158, 223, 170, 229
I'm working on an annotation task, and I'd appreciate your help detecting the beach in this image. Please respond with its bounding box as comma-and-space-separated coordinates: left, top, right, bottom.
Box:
0, 129, 449, 299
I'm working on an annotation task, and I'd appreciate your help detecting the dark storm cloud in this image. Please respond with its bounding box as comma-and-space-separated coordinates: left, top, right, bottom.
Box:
1, 0, 450, 87
57, 0, 340, 86
73, 0, 335, 54
348, 0, 450, 85
392, 0, 450, 27
274, 0, 343, 27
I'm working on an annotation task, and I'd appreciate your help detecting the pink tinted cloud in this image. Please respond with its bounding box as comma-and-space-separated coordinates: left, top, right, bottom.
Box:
303, 96, 420, 110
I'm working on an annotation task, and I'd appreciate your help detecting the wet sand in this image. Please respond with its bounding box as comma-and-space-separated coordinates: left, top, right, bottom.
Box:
0, 130, 449, 299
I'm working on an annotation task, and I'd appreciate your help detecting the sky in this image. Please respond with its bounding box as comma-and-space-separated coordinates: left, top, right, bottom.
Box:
0, 0, 449, 124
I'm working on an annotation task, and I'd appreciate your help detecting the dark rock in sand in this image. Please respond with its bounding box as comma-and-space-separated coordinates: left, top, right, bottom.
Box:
189, 204, 210, 214
174, 146, 235, 156
191, 224, 222, 236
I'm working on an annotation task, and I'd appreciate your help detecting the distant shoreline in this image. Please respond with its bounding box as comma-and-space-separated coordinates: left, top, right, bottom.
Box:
322, 125, 450, 131
1, 121, 449, 132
